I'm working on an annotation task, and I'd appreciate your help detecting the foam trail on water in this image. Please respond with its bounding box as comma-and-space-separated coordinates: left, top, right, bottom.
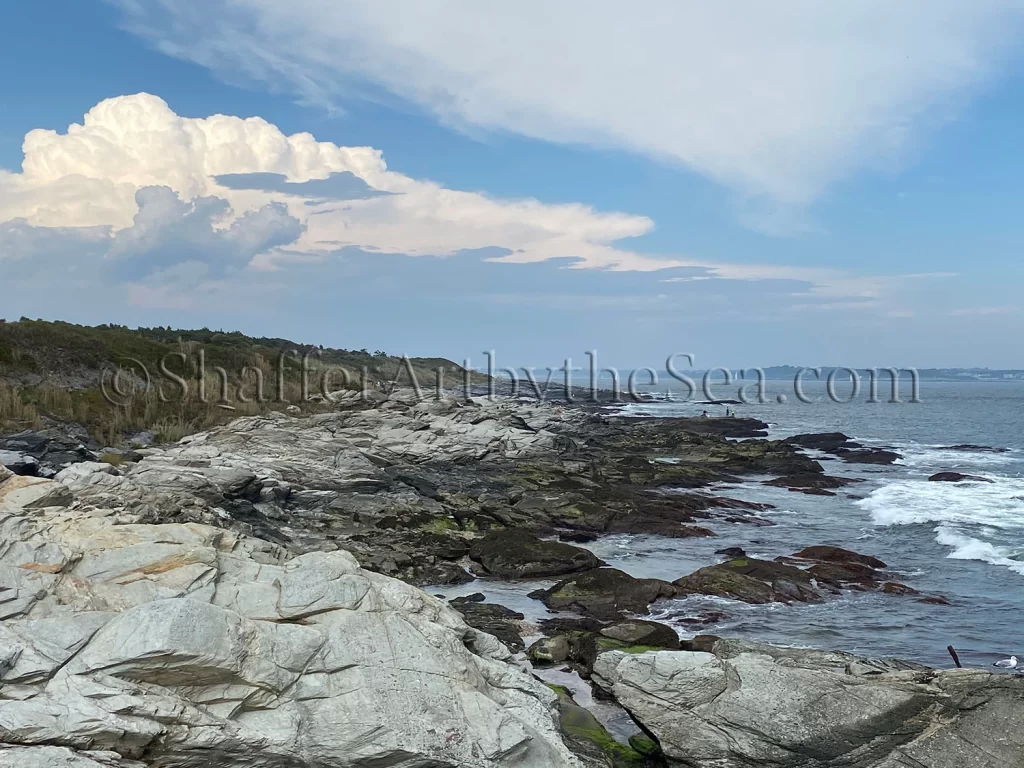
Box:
935, 526, 1024, 576
893, 445, 1016, 470
857, 476, 1024, 529
859, 474, 1024, 577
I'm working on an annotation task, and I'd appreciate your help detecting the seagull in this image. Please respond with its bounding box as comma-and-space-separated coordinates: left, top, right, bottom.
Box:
992, 656, 1018, 669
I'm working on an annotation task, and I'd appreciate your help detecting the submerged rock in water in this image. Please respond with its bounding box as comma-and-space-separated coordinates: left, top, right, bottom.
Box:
939, 444, 1009, 453
928, 471, 994, 483
593, 639, 1024, 768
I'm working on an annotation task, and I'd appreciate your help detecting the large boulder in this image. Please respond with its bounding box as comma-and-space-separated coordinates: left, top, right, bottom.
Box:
469, 530, 602, 579
529, 568, 676, 620
0, 472, 580, 768
783, 433, 901, 465
593, 639, 1024, 768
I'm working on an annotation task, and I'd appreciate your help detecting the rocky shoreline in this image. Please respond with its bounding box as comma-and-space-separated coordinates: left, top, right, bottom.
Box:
1, 390, 1020, 767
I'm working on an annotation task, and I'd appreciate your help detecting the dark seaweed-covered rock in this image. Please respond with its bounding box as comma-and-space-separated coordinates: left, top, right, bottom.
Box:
557, 530, 601, 543
546, 683, 652, 767
762, 473, 861, 493
790, 545, 887, 570
600, 619, 679, 650
449, 596, 527, 650
928, 471, 994, 483
783, 432, 853, 451
469, 529, 602, 579
939, 444, 1008, 453
807, 561, 881, 590
673, 557, 822, 604
832, 446, 900, 465
715, 547, 747, 558
785, 546, 886, 590
783, 432, 901, 465
530, 568, 677, 620
883, 582, 921, 596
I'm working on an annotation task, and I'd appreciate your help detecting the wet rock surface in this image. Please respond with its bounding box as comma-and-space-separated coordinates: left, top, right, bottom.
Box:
784, 432, 902, 465
928, 471, 994, 483
762, 472, 862, 496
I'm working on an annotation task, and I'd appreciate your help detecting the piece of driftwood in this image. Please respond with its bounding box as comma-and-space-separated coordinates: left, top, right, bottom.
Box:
947, 645, 962, 668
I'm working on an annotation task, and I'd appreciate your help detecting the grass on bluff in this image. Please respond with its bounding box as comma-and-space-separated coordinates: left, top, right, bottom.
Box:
0, 318, 480, 445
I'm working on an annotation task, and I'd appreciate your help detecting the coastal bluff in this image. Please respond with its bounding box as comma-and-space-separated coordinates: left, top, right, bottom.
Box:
1, 391, 1020, 767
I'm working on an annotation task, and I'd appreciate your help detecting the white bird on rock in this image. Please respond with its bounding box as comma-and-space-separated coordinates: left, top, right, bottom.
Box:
992, 656, 1018, 669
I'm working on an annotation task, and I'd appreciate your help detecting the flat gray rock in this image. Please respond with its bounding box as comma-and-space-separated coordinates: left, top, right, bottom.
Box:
593, 639, 1024, 767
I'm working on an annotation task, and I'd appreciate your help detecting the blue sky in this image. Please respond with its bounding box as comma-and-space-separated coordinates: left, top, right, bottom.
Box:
2, 2, 1024, 369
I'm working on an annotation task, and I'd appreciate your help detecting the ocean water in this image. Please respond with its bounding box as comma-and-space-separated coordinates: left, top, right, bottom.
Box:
439, 380, 1024, 670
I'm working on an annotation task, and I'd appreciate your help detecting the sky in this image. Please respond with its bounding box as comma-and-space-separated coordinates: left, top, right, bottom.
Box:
2, 2, 1024, 370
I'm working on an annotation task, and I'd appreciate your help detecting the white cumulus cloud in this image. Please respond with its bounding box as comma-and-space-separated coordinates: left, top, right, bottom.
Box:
0, 93, 953, 312
0, 93, 683, 272
109, 0, 1024, 204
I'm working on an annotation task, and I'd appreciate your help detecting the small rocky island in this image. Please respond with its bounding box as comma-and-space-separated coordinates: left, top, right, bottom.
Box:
0, 390, 1020, 767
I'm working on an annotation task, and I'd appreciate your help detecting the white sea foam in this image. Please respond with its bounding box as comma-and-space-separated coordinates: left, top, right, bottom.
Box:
934, 526, 1024, 576
857, 476, 1024, 529
893, 445, 1016, 470
859, 474, 1024, 576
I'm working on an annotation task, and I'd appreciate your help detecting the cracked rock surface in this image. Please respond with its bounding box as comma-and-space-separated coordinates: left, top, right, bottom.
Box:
592, 638, 1024, 768
0, 470, 580, 767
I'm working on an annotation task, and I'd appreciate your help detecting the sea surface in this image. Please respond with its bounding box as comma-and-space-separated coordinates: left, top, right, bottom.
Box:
438, 380, 1024, 670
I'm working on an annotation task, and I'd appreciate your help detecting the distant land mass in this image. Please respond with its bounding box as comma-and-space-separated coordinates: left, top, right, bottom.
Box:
495, 364, 1024, 385
709, 366, 1024, 382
